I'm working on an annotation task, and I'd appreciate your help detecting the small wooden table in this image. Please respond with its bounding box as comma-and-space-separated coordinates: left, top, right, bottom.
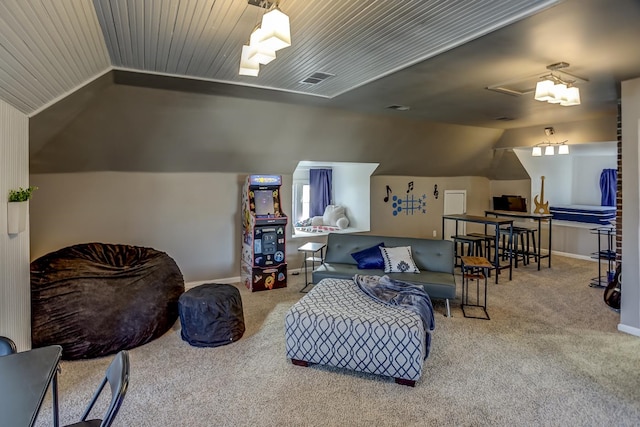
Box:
460, 256, 493, 320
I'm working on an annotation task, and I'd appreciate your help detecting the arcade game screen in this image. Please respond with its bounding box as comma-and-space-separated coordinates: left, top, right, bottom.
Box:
254, 190, 275, 216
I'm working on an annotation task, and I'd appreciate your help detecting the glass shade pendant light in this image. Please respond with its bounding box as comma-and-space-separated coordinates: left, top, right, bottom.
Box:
534, 79, 555, 102
558, 144, 570, 155
548, 83, 566, 104
239, 45, 260, 76
544, 145, 555, 156
560, 86, 581, 106
248, 27, 276, 64
532, 146, 542, 157
257, 8, 291, 51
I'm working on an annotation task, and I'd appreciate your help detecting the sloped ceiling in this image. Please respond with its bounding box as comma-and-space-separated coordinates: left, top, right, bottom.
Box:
4, 0, 640, 177
92, 0, 557, 99
0, 0, 110, 114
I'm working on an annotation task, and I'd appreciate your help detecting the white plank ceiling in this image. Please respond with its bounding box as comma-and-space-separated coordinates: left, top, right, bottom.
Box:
0, 0, 110, 114
0, 0, 559, 115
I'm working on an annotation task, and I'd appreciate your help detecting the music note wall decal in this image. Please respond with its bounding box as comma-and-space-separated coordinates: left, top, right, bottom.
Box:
433, 184, 439, 199
383, 185, 392, 203
406, 181, 414, 193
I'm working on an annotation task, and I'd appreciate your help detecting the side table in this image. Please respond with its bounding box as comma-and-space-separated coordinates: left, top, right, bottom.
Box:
460, 256, 492, 320
297, 242, 326, 293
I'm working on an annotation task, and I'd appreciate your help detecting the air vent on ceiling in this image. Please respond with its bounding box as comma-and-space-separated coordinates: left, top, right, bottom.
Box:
495, 116, 515, 121
386, 105, 410, 111
300, 72, 335, 85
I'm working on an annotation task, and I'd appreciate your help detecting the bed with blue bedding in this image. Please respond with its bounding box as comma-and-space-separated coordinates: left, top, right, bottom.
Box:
549, 204, 616, 225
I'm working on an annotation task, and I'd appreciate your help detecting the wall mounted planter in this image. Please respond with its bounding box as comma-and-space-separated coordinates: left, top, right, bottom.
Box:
7, 201, 28, 234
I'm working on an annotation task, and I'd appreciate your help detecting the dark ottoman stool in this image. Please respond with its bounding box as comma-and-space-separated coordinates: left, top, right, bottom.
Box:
179, 283, 245, 347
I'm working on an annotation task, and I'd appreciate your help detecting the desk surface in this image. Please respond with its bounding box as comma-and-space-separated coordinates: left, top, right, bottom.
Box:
442, 214, 514, 225
0, 345, 62, 427
485, 210, 553, 219
297, 242, 326, 252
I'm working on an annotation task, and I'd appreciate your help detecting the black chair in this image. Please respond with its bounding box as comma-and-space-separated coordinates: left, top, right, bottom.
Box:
0, 336, 17, 355
65, 350, 130, 427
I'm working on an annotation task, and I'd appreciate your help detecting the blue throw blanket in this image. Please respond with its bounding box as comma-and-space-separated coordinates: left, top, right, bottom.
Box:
354, 274, 435, 358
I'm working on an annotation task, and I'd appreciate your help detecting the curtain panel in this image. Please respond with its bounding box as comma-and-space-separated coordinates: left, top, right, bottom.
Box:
309, 169, 332, 217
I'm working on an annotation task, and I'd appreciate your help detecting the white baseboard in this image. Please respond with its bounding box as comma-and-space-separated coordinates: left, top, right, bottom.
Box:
618, 323, 640, 338
550, 250, 595, 262
185, 268, 303, 290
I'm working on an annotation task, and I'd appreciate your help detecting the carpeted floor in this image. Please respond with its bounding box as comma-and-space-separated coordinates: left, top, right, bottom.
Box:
35, 255, 640, 427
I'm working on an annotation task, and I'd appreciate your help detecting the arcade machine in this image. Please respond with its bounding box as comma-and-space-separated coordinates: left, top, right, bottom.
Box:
241, 175, 288, 291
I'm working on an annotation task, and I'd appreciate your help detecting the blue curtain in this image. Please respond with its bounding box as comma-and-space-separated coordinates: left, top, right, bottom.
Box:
600, 168, 617, 207
309, 169, 332, 217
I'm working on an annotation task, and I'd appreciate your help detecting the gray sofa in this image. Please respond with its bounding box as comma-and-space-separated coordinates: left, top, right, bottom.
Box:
312, 233, 456, 316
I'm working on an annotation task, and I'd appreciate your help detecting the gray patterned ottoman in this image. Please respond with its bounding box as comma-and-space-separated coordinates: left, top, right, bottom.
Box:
284, 278, 427, 386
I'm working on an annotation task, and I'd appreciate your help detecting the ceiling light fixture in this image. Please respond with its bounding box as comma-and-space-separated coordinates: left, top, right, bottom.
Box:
532, 127, 569, 156
239, 1, 291, 77
534, 62, 583, 106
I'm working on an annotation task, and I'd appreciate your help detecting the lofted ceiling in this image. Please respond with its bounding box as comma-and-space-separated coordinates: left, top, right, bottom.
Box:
2, 0, 640, 176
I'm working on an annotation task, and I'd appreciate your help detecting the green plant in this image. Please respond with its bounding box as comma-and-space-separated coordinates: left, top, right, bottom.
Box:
8, 186, 38, 202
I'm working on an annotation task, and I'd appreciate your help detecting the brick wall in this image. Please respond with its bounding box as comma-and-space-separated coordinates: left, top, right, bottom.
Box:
617, 101, 622, 263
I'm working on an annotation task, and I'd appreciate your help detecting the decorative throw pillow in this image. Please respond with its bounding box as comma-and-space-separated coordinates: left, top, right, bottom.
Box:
323, 205, 345, 226
350, 242, 385, 269
380, 246, 420, 273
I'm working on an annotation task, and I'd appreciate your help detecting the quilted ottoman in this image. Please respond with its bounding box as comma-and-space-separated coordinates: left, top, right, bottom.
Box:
284, 277, 428, 386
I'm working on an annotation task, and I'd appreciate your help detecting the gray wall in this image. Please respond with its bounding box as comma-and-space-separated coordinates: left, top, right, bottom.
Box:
30, 171, 505, 282
29, 82, 514, 178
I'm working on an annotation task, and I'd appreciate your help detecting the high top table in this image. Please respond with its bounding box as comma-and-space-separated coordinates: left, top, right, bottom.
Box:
442, 214, 514, 283
0, 345, 62, 427
485, 210, 553, 270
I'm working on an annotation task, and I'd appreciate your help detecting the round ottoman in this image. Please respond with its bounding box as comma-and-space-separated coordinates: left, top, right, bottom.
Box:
179, 283, 245, 347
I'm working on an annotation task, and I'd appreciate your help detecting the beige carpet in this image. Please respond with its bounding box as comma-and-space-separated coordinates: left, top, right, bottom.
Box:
35, 256, 640, 427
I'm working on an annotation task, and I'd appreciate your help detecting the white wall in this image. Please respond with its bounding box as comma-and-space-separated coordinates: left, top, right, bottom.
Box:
572, 155, 617, 205
514, 150, 573, 207
291, 161, 377, 232
621, 77, 640, 335
0, 99, 30, 350
332, 162, 377, 231
514, 145, 617, 208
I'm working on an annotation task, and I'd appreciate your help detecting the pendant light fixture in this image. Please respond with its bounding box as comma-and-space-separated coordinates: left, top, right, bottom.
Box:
531, 127, 570, 157
534, 62, 585, 107
239, 1, 291, 77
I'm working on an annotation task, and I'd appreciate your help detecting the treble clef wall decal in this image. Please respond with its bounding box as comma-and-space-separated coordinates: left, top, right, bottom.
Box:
433, 184, 439, 199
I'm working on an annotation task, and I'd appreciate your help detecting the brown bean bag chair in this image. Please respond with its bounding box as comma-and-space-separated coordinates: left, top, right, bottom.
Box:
31, 243, 184, 360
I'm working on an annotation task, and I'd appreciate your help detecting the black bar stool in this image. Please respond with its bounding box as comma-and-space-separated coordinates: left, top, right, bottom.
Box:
452, 235, 485, 267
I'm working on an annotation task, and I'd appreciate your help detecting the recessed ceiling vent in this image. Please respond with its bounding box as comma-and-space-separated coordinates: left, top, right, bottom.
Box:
386, 104, 410, 111
495, 116, 515, 121
300, 72, 335, 85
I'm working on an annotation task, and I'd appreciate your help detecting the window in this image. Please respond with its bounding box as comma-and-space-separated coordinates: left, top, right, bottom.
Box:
292, 183, 310, 224
302, 184, 310, 220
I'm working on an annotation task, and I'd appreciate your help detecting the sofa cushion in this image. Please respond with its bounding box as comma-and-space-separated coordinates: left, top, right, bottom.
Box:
312, 263, 456, 300
380, 246, 420, 273
350, 242, 385, 269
